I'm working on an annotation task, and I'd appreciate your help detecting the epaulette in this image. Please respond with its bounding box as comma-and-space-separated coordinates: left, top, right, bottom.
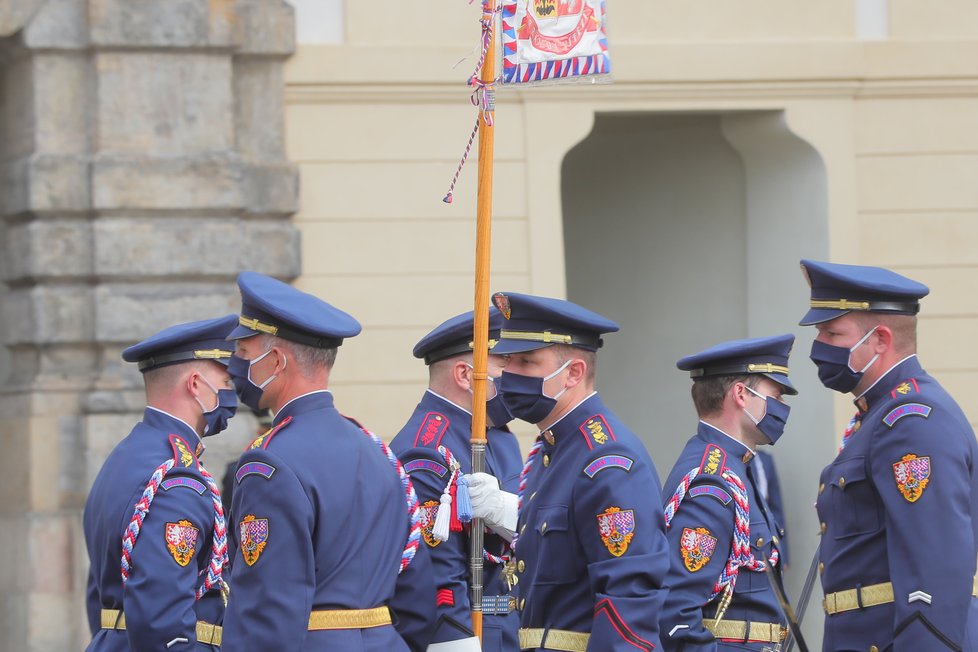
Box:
579, 414, 617, 451
247, 416, 293, 451
413, 411, 450, 448
890, 378, 920, 399
698, 444, 727, 476
169, 434, 198, 468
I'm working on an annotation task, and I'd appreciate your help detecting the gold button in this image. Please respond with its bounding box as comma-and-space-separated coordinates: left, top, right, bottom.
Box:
772, 535, 779, 545
818, 483, 825, 495
543, 455, 550, 467
517, 559, 525, 572
870, 646, 878, 652
819, 562, 824, 575
541, 521, 548, 533
820, 522, 827, 535
853, 421, 861, 432
519, 598, 525, 610
755, 537, 765, 547
839, 477, 846, 488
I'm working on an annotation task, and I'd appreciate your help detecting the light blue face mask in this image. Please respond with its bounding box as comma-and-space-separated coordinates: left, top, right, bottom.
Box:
743, 385, 791, 445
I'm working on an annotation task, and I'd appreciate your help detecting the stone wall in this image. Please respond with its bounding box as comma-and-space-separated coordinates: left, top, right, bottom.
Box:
0, 1, 299, 649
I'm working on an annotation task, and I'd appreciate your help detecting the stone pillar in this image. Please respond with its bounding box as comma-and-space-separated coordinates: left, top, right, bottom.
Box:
0, 1, 299, 649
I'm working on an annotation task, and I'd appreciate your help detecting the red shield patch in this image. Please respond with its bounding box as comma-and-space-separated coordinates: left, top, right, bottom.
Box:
240, 514, 269, 566
596, 507, 635, 557
680, 527, 717, 572
892, 454, 931, 503
420, 500, 441, 548
165, 520, 200, 567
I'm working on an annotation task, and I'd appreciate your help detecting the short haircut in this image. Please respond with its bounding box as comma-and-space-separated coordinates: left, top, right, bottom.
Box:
691, 374, 761, 418
850, 311, 917, 356
257, 334, 338, 374
551, 344, 597, 383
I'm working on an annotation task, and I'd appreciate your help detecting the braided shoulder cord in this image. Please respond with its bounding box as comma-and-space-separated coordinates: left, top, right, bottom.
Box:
436, 444, 512, 565
663, 465, 779, 600
510, 436, 545, 551
361, 428, 422, 574
121, 457, 175, 585
195, 462, 228, 600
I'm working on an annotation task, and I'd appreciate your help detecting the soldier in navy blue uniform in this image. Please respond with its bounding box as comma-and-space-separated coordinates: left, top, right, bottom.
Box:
221, 271, 428, 651
660, 335, 797, 651
390, 308, 523, 652
84, 315, 239, 651
799, 259, 978, 651
467, 292, 670, 651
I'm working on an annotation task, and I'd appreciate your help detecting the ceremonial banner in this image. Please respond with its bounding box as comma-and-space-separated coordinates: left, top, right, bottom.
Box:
502, 0, 610, 85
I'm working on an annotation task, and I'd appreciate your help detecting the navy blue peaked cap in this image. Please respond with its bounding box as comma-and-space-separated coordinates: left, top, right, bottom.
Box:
229, 271, 361, 348
413, 307, 504, 365
677, 333, 797, 395
123, 314, 238, 372
490, 291, 619, 355
799, 259, 929, 326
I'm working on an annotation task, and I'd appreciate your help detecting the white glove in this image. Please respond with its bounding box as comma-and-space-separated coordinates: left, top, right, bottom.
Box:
464, 472, 519, 541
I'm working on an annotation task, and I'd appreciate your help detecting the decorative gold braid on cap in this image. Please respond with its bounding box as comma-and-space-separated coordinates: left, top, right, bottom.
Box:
499, 329, 573, 345
239, 315, 279, 335
746, 363, 790, 375
809, 299, 872, 311
193, 349, 232, 360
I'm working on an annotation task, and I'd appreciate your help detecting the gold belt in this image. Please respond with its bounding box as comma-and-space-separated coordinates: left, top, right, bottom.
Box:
100, 609, 222, 646
518, 627, 590, 651
307, 606, 391, 630
824, 578, 978, 615
706, 619, 786, 644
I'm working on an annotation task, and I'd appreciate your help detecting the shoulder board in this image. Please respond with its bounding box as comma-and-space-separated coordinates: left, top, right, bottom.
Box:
890, 378, 921, 399
236, 461, 277, 483
413, 411, 450, 448
169, 434, 198, 468
247, 416, 293, 451
403, 458, 449, 478
583, 454, 634, 479
160, 476, 206, 495
698, 444, 727, 476
883, 403, 933, 428
688, 483, 733, 506
579, 414, 617, 450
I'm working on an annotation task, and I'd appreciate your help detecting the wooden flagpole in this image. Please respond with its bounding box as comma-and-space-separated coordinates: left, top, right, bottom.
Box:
469, 0, 497, 641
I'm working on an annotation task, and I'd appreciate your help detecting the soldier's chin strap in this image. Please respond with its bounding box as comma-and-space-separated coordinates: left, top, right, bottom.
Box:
761, 552, 809, 652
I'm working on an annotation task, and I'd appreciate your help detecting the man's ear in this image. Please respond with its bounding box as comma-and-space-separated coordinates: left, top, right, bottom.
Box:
873, 325, 893, 354
565, 358, 587, 388
452, 359, 472, 391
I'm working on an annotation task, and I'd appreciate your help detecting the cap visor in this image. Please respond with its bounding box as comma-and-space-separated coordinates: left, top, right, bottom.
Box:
227, 324, 261, 340
491, 339, 553, 355
765, 372, 798, 395
799, 308, 851, 327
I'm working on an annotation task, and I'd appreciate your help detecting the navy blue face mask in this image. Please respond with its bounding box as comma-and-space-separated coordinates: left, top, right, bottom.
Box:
499, 360, 571, 425
743, 386, 790, 445
809, 326, 879, 394
195, 375, 238, 437
485, 376, 513, 428
228, 349, 285, 411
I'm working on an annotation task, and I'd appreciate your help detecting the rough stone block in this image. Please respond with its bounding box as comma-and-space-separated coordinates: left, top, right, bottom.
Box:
30, 515, 74, 592
234, 219, 301, 278
0, 56, 36, 162
92, 153, 243, 211
3, 218, 94, 282
233, 0, 295, 56
93, 282, 238, 342
0, 420, 30, 510
0, 0, 45, 38
32, 346, 99, 392
233, 58, 284, 159
33, 52, 91, 155
22, 0, 88, 49
28, 591, 78, 652
241, 162, 299, 216
96, 52, 233, 156
88, 0, 233, 48
0, 157, 31, 216
28, 154, 92, 213
3, 285, 94, 345
94, 217, 245, 277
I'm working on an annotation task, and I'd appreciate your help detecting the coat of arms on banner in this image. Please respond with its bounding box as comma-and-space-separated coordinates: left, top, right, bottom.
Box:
596, 506, 634, 557
420, 500, 442, 548
680, 527, 717, 572
240, 514, 269, 566
892, 453, 931, 503
502, 0, 610, 85
165, 520, 200, 567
